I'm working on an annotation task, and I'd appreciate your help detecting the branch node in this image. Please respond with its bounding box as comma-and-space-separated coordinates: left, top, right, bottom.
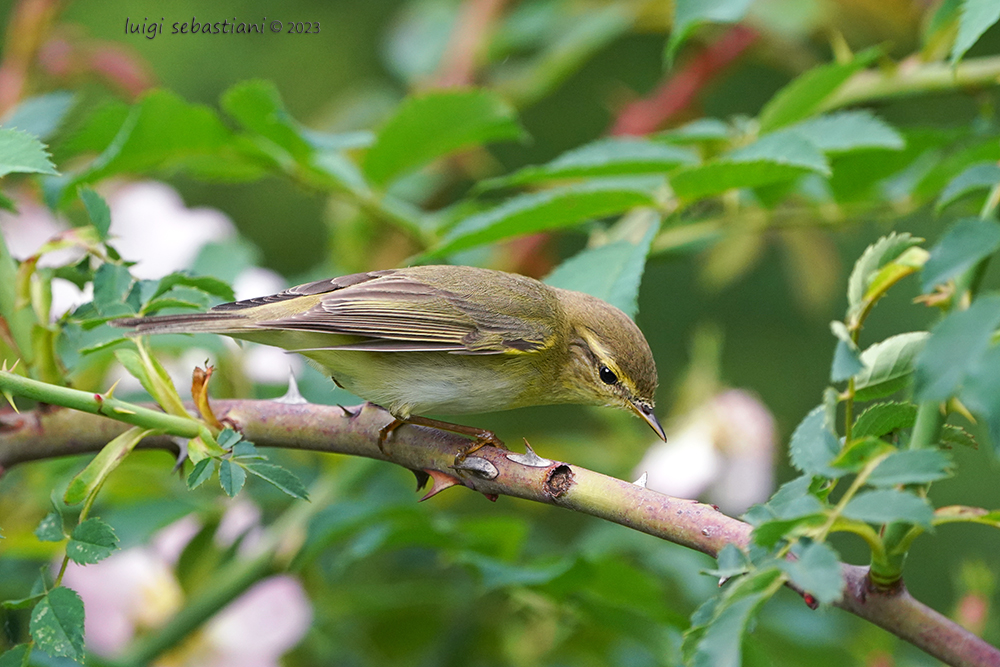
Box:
450, 456, 498, 480
544, 464, 574, 499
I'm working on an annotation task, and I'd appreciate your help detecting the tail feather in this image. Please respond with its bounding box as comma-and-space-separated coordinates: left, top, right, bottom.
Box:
111, 311, 250, 335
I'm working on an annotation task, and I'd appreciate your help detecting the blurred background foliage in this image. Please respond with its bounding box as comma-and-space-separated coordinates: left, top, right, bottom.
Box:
2, 0, 1000, 665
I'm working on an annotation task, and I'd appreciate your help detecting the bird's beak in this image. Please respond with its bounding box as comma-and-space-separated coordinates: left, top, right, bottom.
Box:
630, 401, 666, 441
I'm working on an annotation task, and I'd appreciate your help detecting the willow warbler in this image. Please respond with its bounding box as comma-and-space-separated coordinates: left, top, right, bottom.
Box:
113, 265, 664, 448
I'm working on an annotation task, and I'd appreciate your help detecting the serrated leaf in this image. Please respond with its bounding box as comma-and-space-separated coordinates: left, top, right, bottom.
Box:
0, 128, 59, 177
961, 343, 1000, 452
78, 188, 111, 241
187, 458, 215, 489
432, 179, 658, 256
485, 138, 696, 189
69, 90, 256, 191
759, 50, 878, 131
150, 271, 236, 303
683, 568, 783, 667
853, 402, 918, 438
854, 332, 928, 401
217, 428, 242, 450
922, 218, 1000, 292
667, 0, 753, 63
670, 132, 828, 199
780, 540, 843, 604
867, 449, 953, 486
219, 459, 246, 498
655, 118, 730, 143
363, 90, 525, 186
0, 644, 30, 667
789, 405, 842, 477
915, 294, 1000, 401
231, 441, 262, 458
830, 321, 863, 382
64, 427, 151, 505
936, 163, 1000, 213
221, 80, 313, 161
789, 111, 904, 154
847, 233, 920, 320
951, 0, 1000, 64
67, 518, 118, 565
703, 544, 751, 579
2, 91, 75, 141
244, 462, 310, 500
842, 489, 934, 528
941, 424, 978, 449
30, 587, 85, 661
544, 211, 659, 318
34, 512, 65, 542
829, 437, 895, 473
93, 263, 135, 318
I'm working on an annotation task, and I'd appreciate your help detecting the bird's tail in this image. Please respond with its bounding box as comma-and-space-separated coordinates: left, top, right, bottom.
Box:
111, 311, 252, 336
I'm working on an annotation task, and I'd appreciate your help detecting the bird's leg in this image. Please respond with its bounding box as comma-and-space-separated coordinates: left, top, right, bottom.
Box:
380, 413, 506, 460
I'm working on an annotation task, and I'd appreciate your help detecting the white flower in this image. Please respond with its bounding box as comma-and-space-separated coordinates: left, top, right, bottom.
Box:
635, 389, 776, 515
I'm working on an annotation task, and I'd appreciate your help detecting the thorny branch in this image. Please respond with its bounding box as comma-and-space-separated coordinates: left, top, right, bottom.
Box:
0, 398, 997, 667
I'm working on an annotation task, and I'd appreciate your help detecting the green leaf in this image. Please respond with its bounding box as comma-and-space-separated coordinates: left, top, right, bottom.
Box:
34, 512, 65, 542
962, 344, 1000, 451
64, 427, 151, 505
951, 0, 1000, 64
30, 587, 85, 661
655, 118, 730, 143
789, 111, 904, 153
759, 49, 878, 131
703, 544, 751, 579
2, 91, 75, 140
221, 80, 313, 161
232, 440, 263, 459
915, 294, 1000, 401
0, 128, 59, 178
363, 90, 525, 186
670, 132, 828, 200
432, 179, 658, 256
941, 423, 979, 449
93, 263, 136, 317
853, 402, 918, 438
922, 218, 1000, 292
936, 163, 1000, 213
0, 644, 30, 667
217, 428, 242, 450
829, 437, 895, 473
867, 449, 953, 486
544, 211, 659, 318
789, 405, 841, 477
842, 489, 934, 528
780, 540, 843, 604
683, 568, 783, 667
244, 462, 310, 500
78, 188, 111, 241
67, 518, 119, 565
219, 459, 246, 498
854, 332, 928, 401
151, 271, 236, 303
667, 0, 754, 64
484, 138, 696, 189
187, 458, 215, 489
847, 233, 920, 320
71, 89, 252, 191
829, 321, 863, 382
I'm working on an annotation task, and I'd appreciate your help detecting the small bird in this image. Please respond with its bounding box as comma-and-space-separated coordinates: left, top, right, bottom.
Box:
113, 265, 665, 450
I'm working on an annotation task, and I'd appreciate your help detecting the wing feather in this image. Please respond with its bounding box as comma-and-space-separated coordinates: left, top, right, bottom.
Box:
236, 268, 558, 354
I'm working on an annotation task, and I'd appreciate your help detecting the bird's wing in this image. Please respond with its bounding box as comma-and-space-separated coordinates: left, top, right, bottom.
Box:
215, 270, 556, 354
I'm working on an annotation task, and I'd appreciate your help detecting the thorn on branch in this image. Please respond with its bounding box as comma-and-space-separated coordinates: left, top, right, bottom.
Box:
419, 469, 463, 501
505, 438, 553, 468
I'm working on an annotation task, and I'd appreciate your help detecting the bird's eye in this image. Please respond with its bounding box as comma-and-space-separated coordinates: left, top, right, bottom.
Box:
599, 366, 618, 385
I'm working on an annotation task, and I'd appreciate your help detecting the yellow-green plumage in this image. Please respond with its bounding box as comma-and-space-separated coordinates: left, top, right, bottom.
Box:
113, 265, 664, 440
